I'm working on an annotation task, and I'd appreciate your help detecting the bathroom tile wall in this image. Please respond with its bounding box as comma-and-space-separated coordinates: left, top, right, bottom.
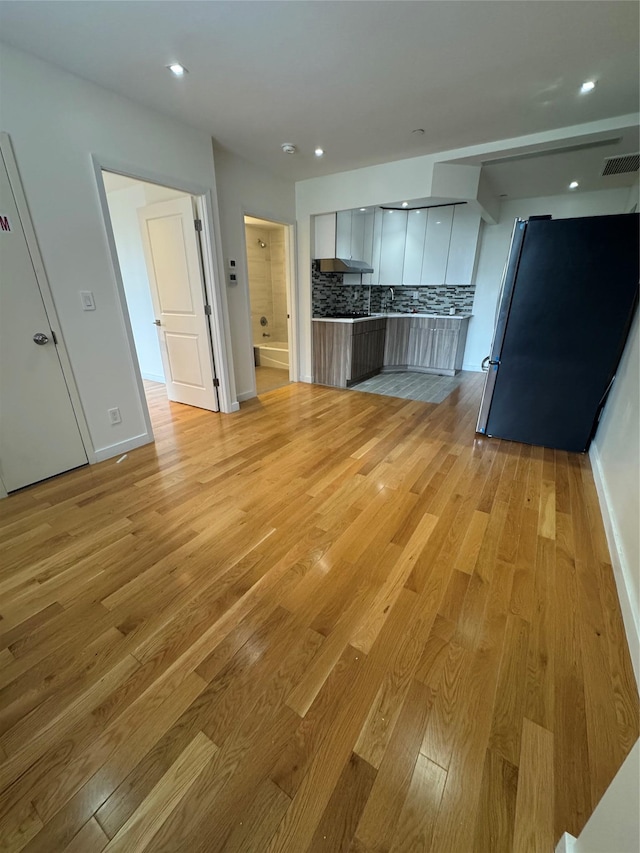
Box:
247, 224, 288, 344
312, 263, 475, 316
270, 227, 288, 342
246, 226, 272, 343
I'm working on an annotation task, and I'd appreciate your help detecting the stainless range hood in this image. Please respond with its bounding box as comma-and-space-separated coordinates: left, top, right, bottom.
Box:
318, 258, 374, 274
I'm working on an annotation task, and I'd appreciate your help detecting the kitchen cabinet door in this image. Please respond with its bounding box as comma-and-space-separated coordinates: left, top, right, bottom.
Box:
361, 209, 375, 285
314, 213, 336, 259
407, 320, 434, 368
378, 210, 407, 286
336, 210, 352, 259
350, 328, 386, 383
402, 209, 427, 285
427, 328, 459, 369
369, 208, 384, 285
445, 207, 481, 284
421, 207, 453, 285
349, 210, 365, 261
383, 318, 410, 366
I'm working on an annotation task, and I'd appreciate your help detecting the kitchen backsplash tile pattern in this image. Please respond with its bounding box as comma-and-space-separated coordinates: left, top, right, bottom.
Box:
312, 263, 475, 316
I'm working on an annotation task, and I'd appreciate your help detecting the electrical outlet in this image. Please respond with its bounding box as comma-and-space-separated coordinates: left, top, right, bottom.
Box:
412, 291, 419, 299
108, 407, 122, 425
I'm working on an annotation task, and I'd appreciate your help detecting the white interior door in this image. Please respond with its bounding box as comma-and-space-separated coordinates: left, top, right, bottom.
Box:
0, 151, 88, 492
138, 198, 218, 411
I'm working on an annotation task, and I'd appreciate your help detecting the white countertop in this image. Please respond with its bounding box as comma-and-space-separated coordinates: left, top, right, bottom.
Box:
312, 313, 472, 323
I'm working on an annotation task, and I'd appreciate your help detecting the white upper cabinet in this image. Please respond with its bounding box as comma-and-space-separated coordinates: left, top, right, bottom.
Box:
378, 209, 407, 286
313, 213, 336, 259
369, 208, 384, 285
335, 210, 352, 258
314, 204, 481, 286
421, 206, 454, 285
445, 206, 481, 284
402, 209, 427, 285
349, 210, 364, 260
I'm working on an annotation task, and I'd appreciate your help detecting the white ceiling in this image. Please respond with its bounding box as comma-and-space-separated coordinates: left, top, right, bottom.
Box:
0, 1, 638, 186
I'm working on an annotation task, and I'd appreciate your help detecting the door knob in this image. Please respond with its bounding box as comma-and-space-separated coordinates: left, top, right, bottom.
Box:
153, 320, 161, 326
33, 333, 49, 345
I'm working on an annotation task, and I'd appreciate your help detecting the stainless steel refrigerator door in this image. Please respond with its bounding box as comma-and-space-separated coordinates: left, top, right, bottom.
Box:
476, 219, 527, 434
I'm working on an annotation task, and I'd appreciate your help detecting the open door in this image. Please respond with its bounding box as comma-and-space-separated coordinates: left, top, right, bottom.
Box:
138, 197, 219, 411
0, 146, 88, 492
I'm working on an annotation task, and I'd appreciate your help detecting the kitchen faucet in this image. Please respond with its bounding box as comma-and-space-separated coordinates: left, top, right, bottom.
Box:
388, 287, 394, 307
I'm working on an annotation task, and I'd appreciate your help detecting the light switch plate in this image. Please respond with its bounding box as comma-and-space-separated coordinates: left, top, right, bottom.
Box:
80, 291, 96, 311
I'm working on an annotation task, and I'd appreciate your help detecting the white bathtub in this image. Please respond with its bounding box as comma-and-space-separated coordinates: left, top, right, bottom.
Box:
254, 342, 289, 370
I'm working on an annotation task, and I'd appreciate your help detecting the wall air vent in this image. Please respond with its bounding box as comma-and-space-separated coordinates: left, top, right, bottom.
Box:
601, 153, 640, 176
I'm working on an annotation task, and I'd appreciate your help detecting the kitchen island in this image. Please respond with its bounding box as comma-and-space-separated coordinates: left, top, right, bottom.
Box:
312, 313, 471, 387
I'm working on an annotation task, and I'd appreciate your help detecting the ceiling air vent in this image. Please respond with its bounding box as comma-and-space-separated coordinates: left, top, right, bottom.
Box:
601, 153, 640, 176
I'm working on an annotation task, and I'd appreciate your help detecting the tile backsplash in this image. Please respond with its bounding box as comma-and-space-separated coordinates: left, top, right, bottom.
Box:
312, 263, 475, 316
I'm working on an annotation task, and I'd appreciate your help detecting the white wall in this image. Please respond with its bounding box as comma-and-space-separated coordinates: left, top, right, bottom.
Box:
465, 188, 632, 371
212, 143, 295, 400
557, 742, 639, 853
0, 43, 232, 457
105, 184, 165, 383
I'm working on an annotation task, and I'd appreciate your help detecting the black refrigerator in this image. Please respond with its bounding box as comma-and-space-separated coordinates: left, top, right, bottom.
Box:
476, 213, 639, 453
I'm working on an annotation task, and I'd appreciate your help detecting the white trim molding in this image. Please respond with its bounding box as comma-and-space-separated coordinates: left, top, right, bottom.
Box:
93, 432, 153, 463
555, 833, 577, 853
589, 442, 640, 685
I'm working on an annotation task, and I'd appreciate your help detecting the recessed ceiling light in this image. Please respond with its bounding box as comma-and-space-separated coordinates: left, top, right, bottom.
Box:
360, 208, 366, 212
580, 80, 596, 94
412, 129, 425, 136
402, 202, 408, 207
281, 143, 297, 155
569, 181, 579, 189
168, 63, 187, 76
436, 220, 441, 225
314, 148, 324, 157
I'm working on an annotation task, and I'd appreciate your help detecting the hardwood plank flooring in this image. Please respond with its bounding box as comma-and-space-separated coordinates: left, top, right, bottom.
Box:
0, 376, 637, 852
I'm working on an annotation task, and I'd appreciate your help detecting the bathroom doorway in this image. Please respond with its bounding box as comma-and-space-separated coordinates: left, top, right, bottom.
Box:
244, 215, 292, 395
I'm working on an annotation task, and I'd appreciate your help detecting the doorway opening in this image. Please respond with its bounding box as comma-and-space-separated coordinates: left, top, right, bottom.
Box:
244, 215, 292, 395
102, 171, 219, 427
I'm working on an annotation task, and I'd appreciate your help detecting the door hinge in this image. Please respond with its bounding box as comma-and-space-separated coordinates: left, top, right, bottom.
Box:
51, 330, 58, 345
204, 304, 212, 315
194, 219, 203, 232
213, 378, 220, 388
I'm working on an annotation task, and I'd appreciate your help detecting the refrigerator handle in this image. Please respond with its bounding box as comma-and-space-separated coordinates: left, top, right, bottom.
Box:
481, 356, 501, 372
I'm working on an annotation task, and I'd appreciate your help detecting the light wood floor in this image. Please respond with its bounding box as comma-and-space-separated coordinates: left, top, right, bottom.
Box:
255, 366, 291, 395
0, 376, 637, 852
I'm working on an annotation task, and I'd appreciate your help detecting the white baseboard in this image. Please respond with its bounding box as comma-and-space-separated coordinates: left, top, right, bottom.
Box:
141, 372, 165, 384
462, 362, 483, 372
589, 443, 640, 685
93, 432, 153, 463
301, 374, 313, 384
236, 389, 257, 403
555, 832, 577, 853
